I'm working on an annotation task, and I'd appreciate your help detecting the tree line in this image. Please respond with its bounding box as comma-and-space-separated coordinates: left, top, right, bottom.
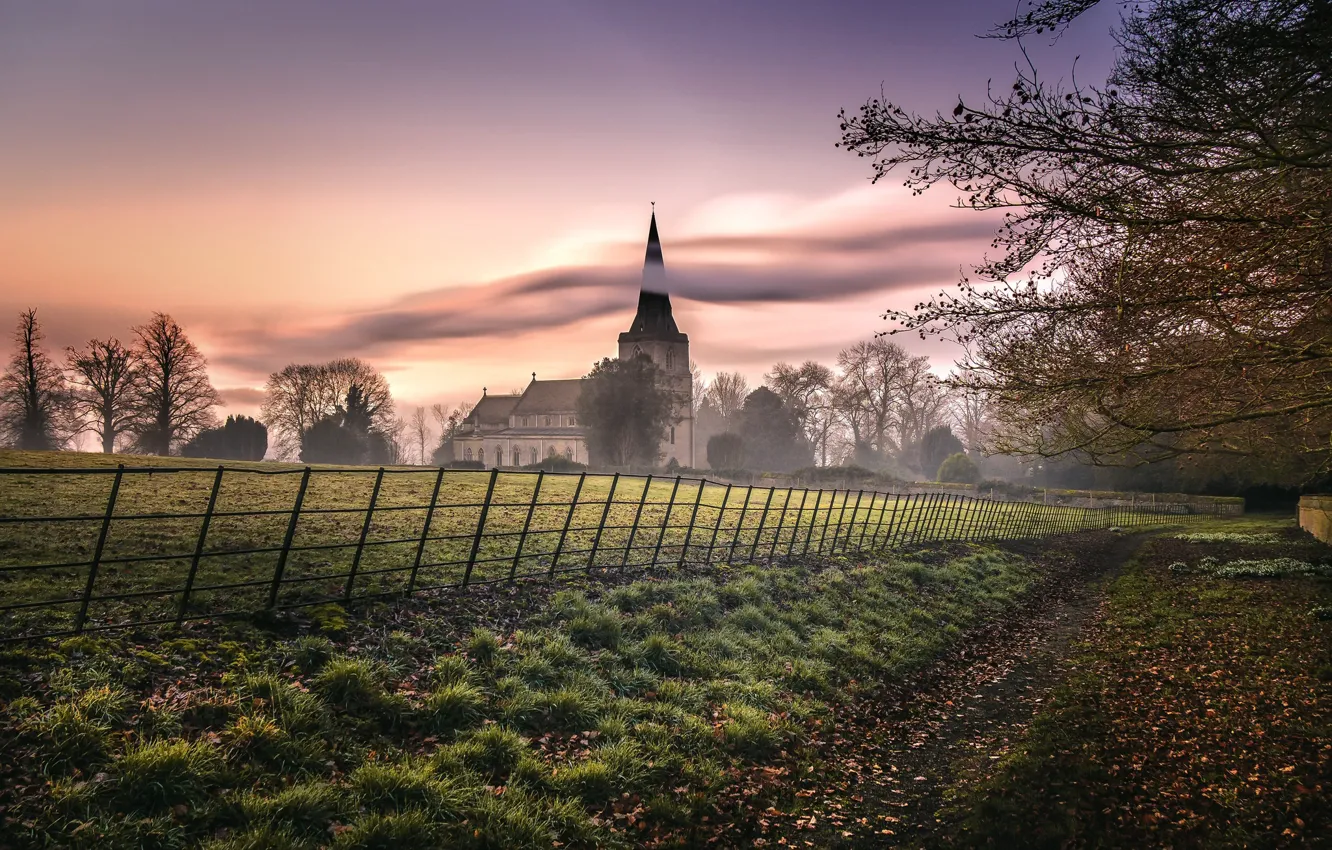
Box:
0, 309, 245, 457
693, 337, 980, 479
838, 0, 1331, 489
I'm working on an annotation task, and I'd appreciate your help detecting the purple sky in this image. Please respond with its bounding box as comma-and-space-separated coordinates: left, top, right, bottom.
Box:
0, 0, 1122, 416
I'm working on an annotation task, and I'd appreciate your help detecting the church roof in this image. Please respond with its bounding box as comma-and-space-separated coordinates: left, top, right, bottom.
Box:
464, 393, 520, 426
513, 379, 584, 414
620, 210, 688, 344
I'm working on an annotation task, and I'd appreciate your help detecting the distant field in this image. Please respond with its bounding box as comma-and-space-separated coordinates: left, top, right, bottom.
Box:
0, 449, 1178, 638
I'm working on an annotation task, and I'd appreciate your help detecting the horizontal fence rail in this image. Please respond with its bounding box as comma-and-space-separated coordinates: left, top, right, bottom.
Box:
0, 465, 1214, 641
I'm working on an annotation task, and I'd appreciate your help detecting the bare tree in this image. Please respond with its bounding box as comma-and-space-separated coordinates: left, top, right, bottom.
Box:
689, 361, 705, 416
67, 338, 138, 454
834, 339, 909, 457
950, 370, 992, 454
840, 0, 1332, 478
128, 313, 221, 455
409, 406, 432, 465
766, 361, 836, 465
704, 371, 749, 431
0, 309, 71, 451
262, 358, 395, 460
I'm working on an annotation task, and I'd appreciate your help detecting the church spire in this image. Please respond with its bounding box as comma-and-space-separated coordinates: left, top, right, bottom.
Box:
620, 207, 686, 342
644, 205, 664, 270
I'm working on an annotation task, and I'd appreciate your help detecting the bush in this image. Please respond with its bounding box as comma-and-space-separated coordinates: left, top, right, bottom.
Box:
707, 433, 745, 469
937, 452, 981, 484
520, 455, 588, 472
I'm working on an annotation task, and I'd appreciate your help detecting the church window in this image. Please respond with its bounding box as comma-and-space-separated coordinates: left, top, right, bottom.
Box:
464, 447, 472, 461
564, 446, 572, 459
670, 426, 675, 445
569, 416, 577, 426
530, 447, 538, 465
633, 345, 644, 360
543, 415, 551, 427
478, 447, 485, 465
665, 347, 675, 370
512, 447, 521, 466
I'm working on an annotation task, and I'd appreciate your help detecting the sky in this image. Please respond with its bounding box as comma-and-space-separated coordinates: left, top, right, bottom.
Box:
0, 0, 1123, 423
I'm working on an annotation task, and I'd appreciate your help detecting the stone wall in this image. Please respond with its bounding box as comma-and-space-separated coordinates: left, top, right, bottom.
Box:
1299, 494, 1332, 544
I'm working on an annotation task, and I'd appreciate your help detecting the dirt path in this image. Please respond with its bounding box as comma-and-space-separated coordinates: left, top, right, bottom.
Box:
759, 532, 1143, 848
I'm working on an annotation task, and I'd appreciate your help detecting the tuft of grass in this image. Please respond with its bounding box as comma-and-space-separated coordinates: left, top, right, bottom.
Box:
330, 810, 439, 850
567, 608, 623, 650
201, 824, 310, 850
113, 739, 224, 811
719, 703, 780, 756
422, 680, 487, 735
22, 701, 114, 773
428, 654, 474, 686
311, 657, 397, 716
638, 633, 683, 674
466, 628, 501, 664
285, 635, 336, 673
240, 781, 351, 839
349, 760, 474, 817
435, 725, 528, 780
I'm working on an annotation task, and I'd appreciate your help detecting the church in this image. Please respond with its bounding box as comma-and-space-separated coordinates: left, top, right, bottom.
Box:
450, 211, 696, 468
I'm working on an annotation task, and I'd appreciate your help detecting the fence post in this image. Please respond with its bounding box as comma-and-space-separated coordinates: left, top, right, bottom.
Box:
859, 491, 881, 550
679, 477, 706, 566
74, 464, 125, 633
802, 490, 823, 555
344, 467, 386, 602
510, 471, 544, 582
708, 483, 734, 563
836, 490, 862, 552
817, 489, 838, 553
550, 471, 586, 576
789, 488, 810, 557
653, 475, 682, 568
888, 493, 911, 547
748, 486, 776, 562
177, 466, 224, 625
913, 492, 935, 542
622, 474, 651, 568
869, 492, 892, 549
407, 468, 446, 596
267, 468, 311, 609
769, 488, 793, 560
726, 486, 754, 563
463, 468, 500, 587
587, 472, 621, 571
931, 493, 951, 541
945, 494, 966, 540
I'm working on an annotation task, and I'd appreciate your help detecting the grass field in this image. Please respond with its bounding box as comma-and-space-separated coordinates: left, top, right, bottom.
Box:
0, 539, 1051, 849
1, 449, 1184, 639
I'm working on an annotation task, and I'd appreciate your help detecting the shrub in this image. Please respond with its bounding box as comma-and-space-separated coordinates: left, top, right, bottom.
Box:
937, 452, 980, 484
707, 433, 745, 469
114, 739, 224, 811
422, 681, 486, 735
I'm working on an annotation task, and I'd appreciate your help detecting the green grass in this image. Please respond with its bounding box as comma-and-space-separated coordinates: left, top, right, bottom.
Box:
0, 449, 1181, 638
3, 541, 1057, 849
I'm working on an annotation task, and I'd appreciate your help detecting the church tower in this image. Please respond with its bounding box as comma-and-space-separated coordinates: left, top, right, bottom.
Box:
618, 210, 694, 466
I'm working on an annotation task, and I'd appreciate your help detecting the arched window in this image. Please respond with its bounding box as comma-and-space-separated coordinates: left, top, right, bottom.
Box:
633, 344, 644, 360
670, 426, 675, 445
530, 447, 538, 465
665, 347, 675, 371
478, 447, 485, 465
563, 446, 572, 459
512, 447, 521, 466
464, 447, 472, 461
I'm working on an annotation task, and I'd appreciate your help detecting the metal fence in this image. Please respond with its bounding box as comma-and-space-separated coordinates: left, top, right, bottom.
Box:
0, 464, 1212, 641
